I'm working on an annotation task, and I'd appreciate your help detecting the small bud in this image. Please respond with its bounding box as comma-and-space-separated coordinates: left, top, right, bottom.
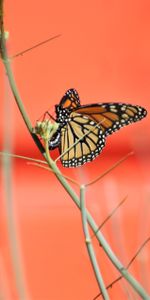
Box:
0, 31, 9, 40
34, 120, 59, 141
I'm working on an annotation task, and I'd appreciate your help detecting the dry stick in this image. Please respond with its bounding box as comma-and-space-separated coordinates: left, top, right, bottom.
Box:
85, 152, 133, 187
0, 151, 47, 164
0, 6, 150, 299
0, 150, 133, 188
0, 153, 129, 234
93, 237, 150, 300
126, 238, 150, 270
27, 162, 79, 186
94, 195, 133, 300
80, 185, 109, 300
91, 196, 127, 239
0, 151, 79, 186
0, 152, 130, 190
10, 34, 61, 59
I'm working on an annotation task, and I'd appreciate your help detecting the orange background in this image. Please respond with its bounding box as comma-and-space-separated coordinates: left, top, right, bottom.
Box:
0, 1, 150, 299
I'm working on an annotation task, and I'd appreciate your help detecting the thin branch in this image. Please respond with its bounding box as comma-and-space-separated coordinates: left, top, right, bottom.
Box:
91, 196, 127, 238
93, 237, 150, 300
85, 152, 134, 187
126, 238, 150, 269
0, 151, 47, 164
80, 185, 110, 300
27, 162, 79, 186
10, 34, 61, 59
0, 151, 79, 186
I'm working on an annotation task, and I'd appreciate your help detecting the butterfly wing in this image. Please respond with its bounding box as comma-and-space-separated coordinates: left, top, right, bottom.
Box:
57, 88, 80, 110
59, 112, 105, 167
74, 103, 147, 136
52, 89, 147, 167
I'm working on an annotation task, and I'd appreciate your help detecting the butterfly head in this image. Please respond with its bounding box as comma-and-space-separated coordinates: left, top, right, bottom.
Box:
55, 104, 71, 124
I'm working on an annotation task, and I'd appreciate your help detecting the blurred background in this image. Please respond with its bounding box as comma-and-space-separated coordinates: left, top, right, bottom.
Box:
0, 0, 150, 299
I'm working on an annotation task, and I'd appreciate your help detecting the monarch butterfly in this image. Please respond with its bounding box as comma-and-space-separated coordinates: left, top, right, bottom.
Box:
48, 89, 147, 167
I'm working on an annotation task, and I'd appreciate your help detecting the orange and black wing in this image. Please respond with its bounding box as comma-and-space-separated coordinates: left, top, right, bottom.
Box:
74, 103, 147, 136
59, 112, 105, 167
53, 89, 147, 167
58, 88, 80, 110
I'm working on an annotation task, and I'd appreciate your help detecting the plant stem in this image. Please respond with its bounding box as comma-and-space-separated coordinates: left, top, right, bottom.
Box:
80, 185, 109, 300
2, 153, 30, 300
44, 141, 150, 300
0, 4, 45, 154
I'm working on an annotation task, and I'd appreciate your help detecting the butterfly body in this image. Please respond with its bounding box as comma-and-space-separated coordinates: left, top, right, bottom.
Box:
48, 89, 147, 167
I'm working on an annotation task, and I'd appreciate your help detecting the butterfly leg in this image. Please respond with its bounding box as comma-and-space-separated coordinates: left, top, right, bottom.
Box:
42, 111, 56, 122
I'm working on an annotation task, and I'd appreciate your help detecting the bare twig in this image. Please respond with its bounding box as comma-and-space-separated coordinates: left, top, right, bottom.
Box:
27, 161, 79, 186
93, 237, 150, 300
0, 150, 81, 187
126, 238, 150, 269
10, 34, 61, 59
85, 152, 134, 187
0, 151, 47, 164
92, 196, 127, 239
0, 151, 79, 186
